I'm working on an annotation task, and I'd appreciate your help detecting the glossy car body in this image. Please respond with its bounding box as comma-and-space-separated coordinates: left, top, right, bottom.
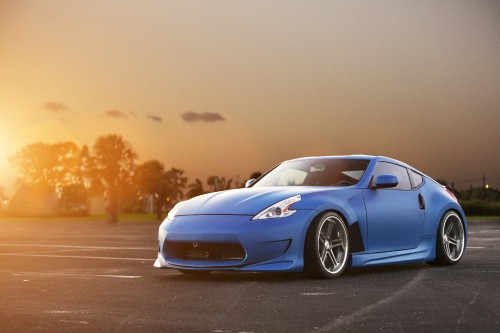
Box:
154, 155, 467, 278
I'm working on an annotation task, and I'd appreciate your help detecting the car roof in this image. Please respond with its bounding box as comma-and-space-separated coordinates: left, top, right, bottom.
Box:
287, 155, 375, 162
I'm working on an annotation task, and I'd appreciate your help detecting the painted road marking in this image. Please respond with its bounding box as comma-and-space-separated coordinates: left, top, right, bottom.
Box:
0, 244, 155, 250
13, 272, 143, 279
97, 275, 142, 279
59, 320, 89, 325
468, 230, 500, 234
0, 253, 154, 261
45, 310, 93, 314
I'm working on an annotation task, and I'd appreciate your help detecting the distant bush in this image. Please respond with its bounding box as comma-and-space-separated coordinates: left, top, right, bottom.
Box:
459, 200, 500, 216
458, 188, 500, 201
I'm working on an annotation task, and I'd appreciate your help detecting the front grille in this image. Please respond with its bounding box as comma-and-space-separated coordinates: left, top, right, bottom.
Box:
164, 242, 246, 261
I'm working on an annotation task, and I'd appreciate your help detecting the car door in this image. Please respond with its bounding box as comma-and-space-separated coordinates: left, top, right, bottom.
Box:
363, 162, 424, 253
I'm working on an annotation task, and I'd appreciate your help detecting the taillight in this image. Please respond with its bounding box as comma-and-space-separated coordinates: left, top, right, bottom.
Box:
444, 187, 458, 202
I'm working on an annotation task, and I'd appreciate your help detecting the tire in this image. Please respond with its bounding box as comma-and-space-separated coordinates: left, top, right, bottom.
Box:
305, 212, 350, 279
432, 211, 465, 265
178, 269, 211, 275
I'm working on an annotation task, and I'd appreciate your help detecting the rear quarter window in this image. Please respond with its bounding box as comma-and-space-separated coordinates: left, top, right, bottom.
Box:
409, 170, 424, 188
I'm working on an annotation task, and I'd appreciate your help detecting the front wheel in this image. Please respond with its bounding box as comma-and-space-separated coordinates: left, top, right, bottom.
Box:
432, 211, 465, 265
305, 212, 349, 279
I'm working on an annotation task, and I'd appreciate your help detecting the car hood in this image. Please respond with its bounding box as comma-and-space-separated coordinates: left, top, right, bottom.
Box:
175, 187, 350, 216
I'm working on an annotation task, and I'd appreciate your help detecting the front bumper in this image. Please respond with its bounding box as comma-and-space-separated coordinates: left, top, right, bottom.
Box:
154, 211, 315, 272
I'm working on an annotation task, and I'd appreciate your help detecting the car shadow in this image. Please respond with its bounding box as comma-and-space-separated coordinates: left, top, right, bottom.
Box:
159, 270, 307, 283
157, 263, 428, 283
345, 262, 427, 277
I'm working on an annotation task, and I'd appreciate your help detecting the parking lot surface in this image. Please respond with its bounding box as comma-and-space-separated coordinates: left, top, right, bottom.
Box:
0, 218, 498, 332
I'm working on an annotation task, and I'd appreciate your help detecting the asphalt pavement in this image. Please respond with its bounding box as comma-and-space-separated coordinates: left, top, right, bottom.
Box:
0, 218, 498, 332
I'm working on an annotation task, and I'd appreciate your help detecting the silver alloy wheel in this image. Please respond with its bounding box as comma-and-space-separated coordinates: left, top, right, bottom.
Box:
441, 212, 465, 262
317, 215, 348, 274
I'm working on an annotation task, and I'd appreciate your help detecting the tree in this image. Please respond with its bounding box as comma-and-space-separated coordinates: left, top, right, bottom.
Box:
164, 168, 187, 208
0, 186, 7, 213
135, 160, 165, 219
9, 141, 82, 193
250, 172, 262, 180
92, 134, 137, 224
207, 176, 233, 192
187, 179, 205, 198
60, 183, 88, 214
78, 144, 96, 192
0, 186, 6, 202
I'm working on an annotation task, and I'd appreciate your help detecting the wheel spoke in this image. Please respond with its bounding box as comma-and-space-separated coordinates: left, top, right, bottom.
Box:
448, 237, 459, 247
320, 247, 328, 264
330, 238, 343, 249
445, 221, 454, 235
327, 250, 338, 266
325, 221, 334, 239
444, 239, 451, 256
319, 234, 327, 244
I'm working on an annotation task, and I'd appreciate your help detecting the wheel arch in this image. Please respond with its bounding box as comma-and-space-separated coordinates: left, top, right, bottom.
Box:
430, 204, 468, 244
303, 208, 365, 260
442, 208, 468, 244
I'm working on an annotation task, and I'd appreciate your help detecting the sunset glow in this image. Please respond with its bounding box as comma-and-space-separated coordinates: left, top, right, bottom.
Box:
1, 0, 499, 194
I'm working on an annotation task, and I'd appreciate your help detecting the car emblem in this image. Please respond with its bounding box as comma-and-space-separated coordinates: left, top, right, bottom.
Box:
192, 242, 199, 248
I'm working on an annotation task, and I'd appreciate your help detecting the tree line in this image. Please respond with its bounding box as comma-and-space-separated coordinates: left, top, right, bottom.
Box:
5, 134, 260, 223
4, 136, 498, 221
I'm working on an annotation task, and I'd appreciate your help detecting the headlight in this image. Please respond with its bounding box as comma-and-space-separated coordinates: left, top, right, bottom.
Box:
166, 201, 185, 221
252, 195, 301, 220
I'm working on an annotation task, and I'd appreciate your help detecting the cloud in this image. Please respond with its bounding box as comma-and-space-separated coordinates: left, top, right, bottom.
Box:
104, 110, 128, 118
41, 102, 70, 113
147, 114, 163, 122
181, 111, 226, 123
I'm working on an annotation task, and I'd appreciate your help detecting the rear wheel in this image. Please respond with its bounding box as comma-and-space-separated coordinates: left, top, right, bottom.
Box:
432, 211, 465, 265
305, 212, 349, 279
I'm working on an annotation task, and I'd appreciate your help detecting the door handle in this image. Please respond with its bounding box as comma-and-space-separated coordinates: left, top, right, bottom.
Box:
418, 193, 425, 209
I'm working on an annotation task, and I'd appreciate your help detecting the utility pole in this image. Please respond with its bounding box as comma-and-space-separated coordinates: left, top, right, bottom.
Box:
483, 174, 486, 189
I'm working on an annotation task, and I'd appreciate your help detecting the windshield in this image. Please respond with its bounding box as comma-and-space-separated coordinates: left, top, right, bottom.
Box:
252, 158, 370, 187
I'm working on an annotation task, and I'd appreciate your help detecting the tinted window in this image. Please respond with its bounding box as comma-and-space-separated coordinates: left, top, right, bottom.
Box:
372, 162, 412, 190
409, 170, 424, 188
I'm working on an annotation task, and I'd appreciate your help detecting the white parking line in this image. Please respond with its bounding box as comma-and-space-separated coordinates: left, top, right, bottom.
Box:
45, 310, 93, 314
0, 244, 155, 250
59, 320, 89, 325
468, 230, 500, 234
97, 275, 142, 279
0, 253, 154, 261
11, 271, 143, 279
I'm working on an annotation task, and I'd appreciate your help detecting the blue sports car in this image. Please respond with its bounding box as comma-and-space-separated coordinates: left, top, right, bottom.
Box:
154, 155, 467, 278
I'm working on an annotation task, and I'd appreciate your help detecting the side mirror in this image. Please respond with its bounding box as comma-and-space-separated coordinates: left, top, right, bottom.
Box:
372, 174, 399, 189
245, 178, 256, 188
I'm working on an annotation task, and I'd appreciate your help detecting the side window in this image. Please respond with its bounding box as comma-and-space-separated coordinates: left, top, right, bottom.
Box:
372, 162, 412, 190
409, 170, 424, 188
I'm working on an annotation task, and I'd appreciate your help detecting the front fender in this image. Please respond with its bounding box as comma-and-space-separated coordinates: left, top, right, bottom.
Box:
296, 189, 368, 252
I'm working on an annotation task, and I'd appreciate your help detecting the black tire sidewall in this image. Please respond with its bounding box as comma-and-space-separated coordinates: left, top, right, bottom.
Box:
435, 211, 464, 265
305, 212, 349, 279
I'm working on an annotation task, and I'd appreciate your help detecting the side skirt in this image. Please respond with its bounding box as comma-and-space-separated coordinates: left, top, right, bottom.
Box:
350, 236, 435, 267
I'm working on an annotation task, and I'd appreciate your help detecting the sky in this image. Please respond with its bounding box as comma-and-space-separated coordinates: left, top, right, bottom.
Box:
1, 0, 499, 194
